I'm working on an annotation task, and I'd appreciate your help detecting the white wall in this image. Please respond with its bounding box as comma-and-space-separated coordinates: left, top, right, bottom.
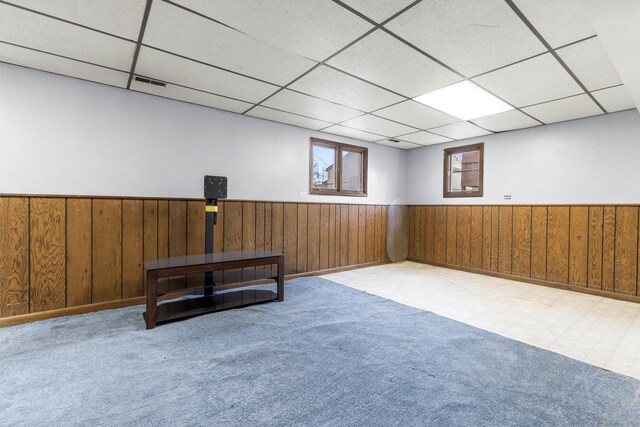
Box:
406, 109, 640, 205
0, 63, 406, 204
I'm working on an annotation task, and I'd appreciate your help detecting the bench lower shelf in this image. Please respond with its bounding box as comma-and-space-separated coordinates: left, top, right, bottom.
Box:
144, 289, 278, 325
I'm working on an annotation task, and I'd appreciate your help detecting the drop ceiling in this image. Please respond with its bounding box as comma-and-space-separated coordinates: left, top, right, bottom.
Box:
0, 0, 635, 150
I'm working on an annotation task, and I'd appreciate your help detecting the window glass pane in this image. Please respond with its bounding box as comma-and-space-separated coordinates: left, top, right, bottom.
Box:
312, 144, 337, 189
342, 150, 362, 191
449, 149, 479, 192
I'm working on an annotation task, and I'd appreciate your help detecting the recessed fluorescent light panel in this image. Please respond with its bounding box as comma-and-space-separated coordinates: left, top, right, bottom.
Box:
413, 81, 513, 120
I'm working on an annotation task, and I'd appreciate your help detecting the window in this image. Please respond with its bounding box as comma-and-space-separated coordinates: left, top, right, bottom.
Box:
443, 143, 483, 198
310, 138, 367, 196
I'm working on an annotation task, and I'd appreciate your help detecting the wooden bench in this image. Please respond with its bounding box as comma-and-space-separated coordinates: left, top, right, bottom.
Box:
144, 251, 284, 329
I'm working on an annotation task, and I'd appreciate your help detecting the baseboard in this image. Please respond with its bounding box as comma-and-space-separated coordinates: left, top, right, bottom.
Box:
0, 261, 391, 328
407, 258, 640, 304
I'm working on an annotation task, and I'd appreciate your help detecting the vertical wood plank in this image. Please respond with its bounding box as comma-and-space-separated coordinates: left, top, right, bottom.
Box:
381, 206, 388, 261
490, 207, 499, 272
547, 206, 570, 284
271, 202, 284, 256
122, 200, 143, 299
283, 203, 297, 274
587, 206, 603, 290
66, 198, 92, 307
482, 206, 492, 271
415, 206, 424, 261
434, 206, 447, 264
602, 206, 616, 292
92, 199, 122, 303
470, 206, 483, 270
365, 205, 376, 263
169, 200, 187, 286
186, 200, 205, 286
408, 206, 415, 259
214, 200, 224, 253
255, 202, 265, 253
320, 204, 330, 270
187, 201, 205, 256
0, 197, 29, 317
297, 204, 308, 273
348, 205, 359, 266
308, 204, 321, 272
30, 198, 66, 312
374, 205, 383, 262
329, 204, 337, 268
614, 207, 638, 295
223, 201, 243, 252
424, 206, 435, 263
169, 200, 187, 256
264, 202, 272, 252
531, 206, 547, 280
358, 205, 367, 264
143, 200, 158, 263
511, 206, 531, 278
456, 206, 471, 267
157, 200, 169, 259
242, 202, 256, 253
446, 206, 457, 265
242, 202, 256, 272
498, 206, 513, 274
569, 206, 589, 287
339, 205, 349, 267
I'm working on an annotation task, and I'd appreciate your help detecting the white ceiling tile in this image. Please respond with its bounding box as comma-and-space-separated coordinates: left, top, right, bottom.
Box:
340, 0, 416, 23
0, 42, 129, 87
473, 53, 583, 107
143, 1, 316, 86
247, 106, 332, 130
135, 47, 279, 104
374, 139, 420, 150
395, 131, 454, 146
374, 100, 460, 129
5, 0, 147, 40
429, 122, 493, 140
385, 0, 546, 77
322, 125, 385, 142
513, 0, 595, 48
131, 79, 252, 113
340, 114, 416, 137
172, 0, 373, 61
591, 86, 636, 113
262, 90, 362, 123
557, 37, 622, 91
522, 94, 603, 124
289, 65, 404, 112
471, 110, 541, 132
327, 30, 462, 98
0, 3, 136, 71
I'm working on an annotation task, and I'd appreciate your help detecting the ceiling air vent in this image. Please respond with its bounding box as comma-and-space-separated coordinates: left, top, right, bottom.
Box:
134, 76, 167, 88
388, 138, 400, 143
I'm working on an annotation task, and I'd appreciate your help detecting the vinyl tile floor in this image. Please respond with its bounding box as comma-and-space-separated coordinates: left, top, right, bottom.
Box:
323, 261, 640, 381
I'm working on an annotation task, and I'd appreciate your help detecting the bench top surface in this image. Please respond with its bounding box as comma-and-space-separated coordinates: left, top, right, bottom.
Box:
144, 250, 283, 270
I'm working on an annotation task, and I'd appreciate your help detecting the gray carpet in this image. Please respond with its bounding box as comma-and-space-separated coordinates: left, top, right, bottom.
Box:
1, 278, 639, 427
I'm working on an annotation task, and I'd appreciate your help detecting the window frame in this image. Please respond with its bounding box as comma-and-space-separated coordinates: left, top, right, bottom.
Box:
443, 142, 484, 198
309, 137, 368, 197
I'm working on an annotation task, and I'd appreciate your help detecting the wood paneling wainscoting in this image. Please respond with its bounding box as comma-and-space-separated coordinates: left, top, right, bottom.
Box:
408, 205, 640, 303
0, 196, 388, 325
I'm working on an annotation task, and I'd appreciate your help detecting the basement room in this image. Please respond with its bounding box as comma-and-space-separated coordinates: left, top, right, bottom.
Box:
1, 0, 639, 425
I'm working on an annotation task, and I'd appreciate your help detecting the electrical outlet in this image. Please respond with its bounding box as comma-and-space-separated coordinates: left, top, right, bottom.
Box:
299, 192, 307, 198
504, 195, 512, 200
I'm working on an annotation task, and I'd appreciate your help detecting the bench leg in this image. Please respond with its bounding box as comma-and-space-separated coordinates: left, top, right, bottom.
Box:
146, 270, 158, 329
277, 256, 284, 302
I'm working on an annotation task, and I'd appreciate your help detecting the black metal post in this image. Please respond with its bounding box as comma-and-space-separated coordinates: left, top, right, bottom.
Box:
204, 198, 218, 296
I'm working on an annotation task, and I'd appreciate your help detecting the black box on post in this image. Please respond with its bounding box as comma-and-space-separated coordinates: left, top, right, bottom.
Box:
204, 176, 227, 199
